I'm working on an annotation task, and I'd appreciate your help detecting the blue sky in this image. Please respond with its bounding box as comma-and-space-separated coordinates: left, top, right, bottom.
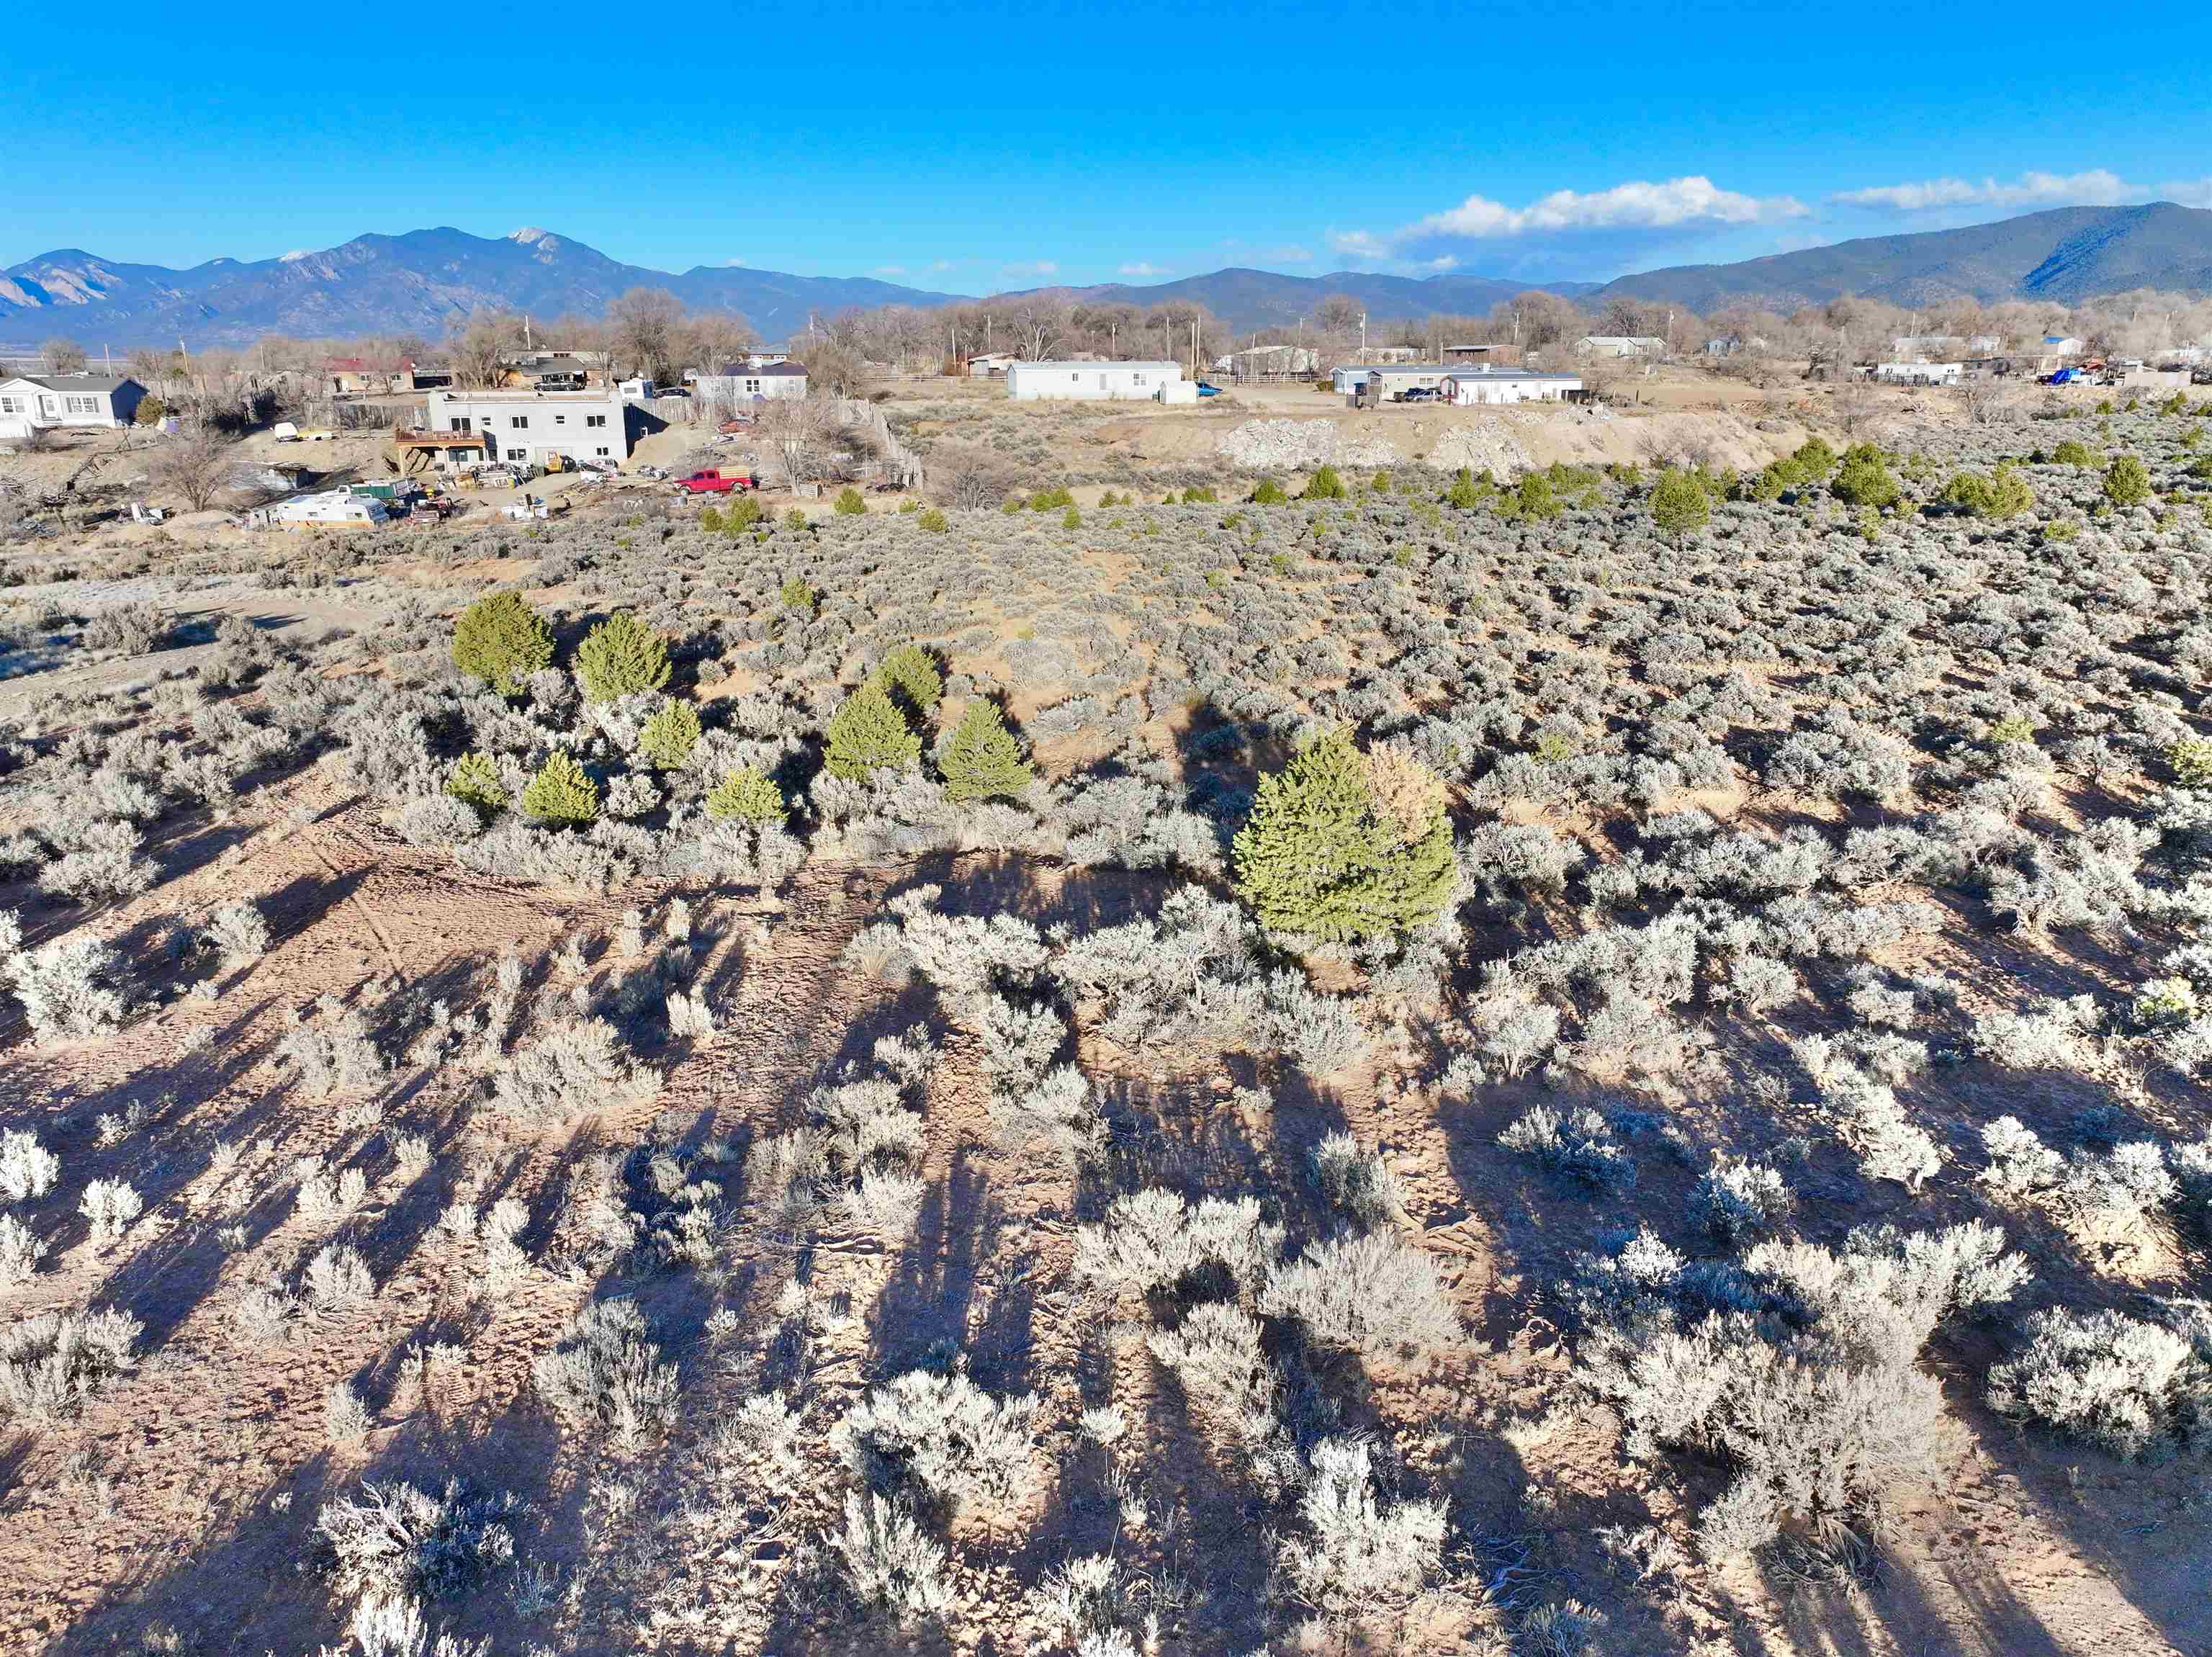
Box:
7, 0, 2208, 291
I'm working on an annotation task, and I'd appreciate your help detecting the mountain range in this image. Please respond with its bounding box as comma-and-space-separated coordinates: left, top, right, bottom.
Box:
5, 205, 2210, 351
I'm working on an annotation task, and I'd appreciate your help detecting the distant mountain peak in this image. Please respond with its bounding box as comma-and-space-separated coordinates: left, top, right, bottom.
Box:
279, 249, 312, 262
509, 227, 557, 248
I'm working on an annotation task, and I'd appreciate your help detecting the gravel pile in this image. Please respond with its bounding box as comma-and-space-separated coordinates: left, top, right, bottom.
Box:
1215, 419, 1400, 470
1430, 423, 1534, 476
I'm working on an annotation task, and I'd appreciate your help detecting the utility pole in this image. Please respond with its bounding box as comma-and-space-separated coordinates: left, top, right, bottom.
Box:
1359, 311, 1367, 353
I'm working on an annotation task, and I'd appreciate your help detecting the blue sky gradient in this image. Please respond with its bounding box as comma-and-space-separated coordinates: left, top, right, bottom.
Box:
9, 0, 2208, 289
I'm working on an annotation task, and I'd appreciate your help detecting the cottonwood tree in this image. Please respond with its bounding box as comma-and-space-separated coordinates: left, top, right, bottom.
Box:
759, 390, 834, 485
41, 337, 89, 374
450, 310, 520, 388
608, 287, 685, 382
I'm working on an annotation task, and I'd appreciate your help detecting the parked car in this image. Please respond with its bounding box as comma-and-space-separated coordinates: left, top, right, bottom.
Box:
1401, 386, 1437, 403
673, 469, 755, 495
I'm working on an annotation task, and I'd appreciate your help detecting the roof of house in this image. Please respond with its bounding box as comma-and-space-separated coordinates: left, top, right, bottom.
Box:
3, 374, 140, 396
1011, 360, 1181, 372
325, 356, 415, 374
1579, 335, 1667, 346
1443, 368, 1581, 381
708, 362, 806, 377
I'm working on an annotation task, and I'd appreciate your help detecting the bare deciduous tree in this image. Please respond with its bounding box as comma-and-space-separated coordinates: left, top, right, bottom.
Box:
449, 310, 521, 389
608, 287, 685, 383
41, 337, 89, 374
757, 391, 835, 487
150, 429, 235, 513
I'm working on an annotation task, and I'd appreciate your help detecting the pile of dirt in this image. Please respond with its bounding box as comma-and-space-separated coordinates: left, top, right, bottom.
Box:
1215, 418, 1400, 470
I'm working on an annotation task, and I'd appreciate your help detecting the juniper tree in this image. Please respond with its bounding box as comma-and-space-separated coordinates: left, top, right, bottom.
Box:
575, 611, 670, 704
445, 752, 507, 812
1232, 726, 1455, 940
705, 764, 786, 822
871, 644, 943, 717
1832, 444, 1901, 509
520, 752, 599, 826
1650, 467, 1712, 546
451, 591, 554, 696
938, 699, 1033, 803
825, 683, 921, 781
2104, 454, 2152, 508
638, 700, 701, 769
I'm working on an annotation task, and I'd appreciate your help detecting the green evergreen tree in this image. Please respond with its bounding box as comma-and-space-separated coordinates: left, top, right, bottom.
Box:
1303, 464, 1347, 501
1231, 727, 1455, 941
451, 590, 554, 695
917, 507, 949, 532
824, 682, 921, 781
705, 764, 787, 822
2051, 439, 2098, 467
445, 752, 508, 812
638, 699, 701, 769
2103, 454, 2152, 508
783, 508, 809, 531
575, 611, 670, 704
781, 574, 816, 614
1650, 468, 1712, 545
1512, 472, 1560, 521
938, 699, 1034, 803
1251, 478, 1290, 506
871, 644, 943, 717
1831, 444, 1901, 509
834, 486, 867, 515
520, 751, 599, 827
1445, 467, 1485, 509
723, 494, 765, 531
1792, 436, 1838, 475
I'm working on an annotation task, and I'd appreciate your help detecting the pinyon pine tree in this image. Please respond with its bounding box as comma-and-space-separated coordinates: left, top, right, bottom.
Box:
521, 753, 599, 826
1233, 726, 1455, 940
871, 644, 943, 717
825, 683, 921, 781
1650, 467, 1712, 546
445, 752, 507, 812
575, 611, 670, 704
939, 699, 1033, 803
452, 591, 554, 695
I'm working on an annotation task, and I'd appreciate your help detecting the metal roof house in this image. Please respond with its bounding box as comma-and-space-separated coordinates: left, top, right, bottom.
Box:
0, 374, 147, 439
1004, 361, 1182, 401
1576, 336, 1668, 359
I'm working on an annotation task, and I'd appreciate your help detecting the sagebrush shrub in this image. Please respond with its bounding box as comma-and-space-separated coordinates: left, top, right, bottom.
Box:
841, 1369, 1039, 1512
78, 1177, 143, 1244
1275, 1437, 1445, 1631
317, 1478, 519, 1602
1262, 1230, 1459, 1362
0, 1307, 140, 1421
0, 1213, 47, 1285
451, 591, 553, 695
1988, 1304, 2211, 1459
833, 1492, 950, 1621
1310, 1132, 1407, 1231
492, 1018, 658, 1121
0, 1128, 59, 1203
534, 1298, 679, 1444
575, 611, 670, 704
202, 897, 269, 967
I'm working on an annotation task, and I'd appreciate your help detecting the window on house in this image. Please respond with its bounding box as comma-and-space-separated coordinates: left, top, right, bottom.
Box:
745, 380, 760, 394
0, 398, 18, 414
508, 448, 526, 462
511, 416, 529, 429
586, 414, 606, 428
595, 446, 609, 457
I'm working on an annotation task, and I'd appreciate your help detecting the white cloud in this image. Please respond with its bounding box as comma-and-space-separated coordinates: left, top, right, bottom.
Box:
1411, 176, 1807, 239
2161, 177, 2212, 209
1118, 261, 1163, 277
1832, 169, 2135, 211
1329, 228, 1393, 261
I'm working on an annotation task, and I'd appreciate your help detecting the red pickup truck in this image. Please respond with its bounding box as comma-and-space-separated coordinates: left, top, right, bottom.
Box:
673, 469, 755, 495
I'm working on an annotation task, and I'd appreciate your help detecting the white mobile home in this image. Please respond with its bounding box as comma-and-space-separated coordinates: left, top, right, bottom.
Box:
691, 362, 807, 410
1576, 336, 1667, 359
1439, 368, 1583, 404
1005, 361, 1182, 401
1874, 361, 1963, 386
0, 374, 147, 440
427, 389, 632, 465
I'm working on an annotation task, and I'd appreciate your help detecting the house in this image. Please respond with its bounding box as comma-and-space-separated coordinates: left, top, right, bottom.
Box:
500, 351, 609, 391
1577, 336, 1668, 359
1874, 361, 1963, 386
617, 377, 657, 401
1438, 367, 1583, 405
1439, 343, 1496, 364
1004, 361, 1182, 401
1222, 343, 1318, 377
0, 374, 148, 439
325, 356, 418, 396
1344, 363, 1542, 402
1704, 334, 1770, 356
426, 389, 632, 466
691, 362, 808, 410
1331, 364, 1380, 395
2041, 336, 2087, 358
966, 352, 1018, 378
